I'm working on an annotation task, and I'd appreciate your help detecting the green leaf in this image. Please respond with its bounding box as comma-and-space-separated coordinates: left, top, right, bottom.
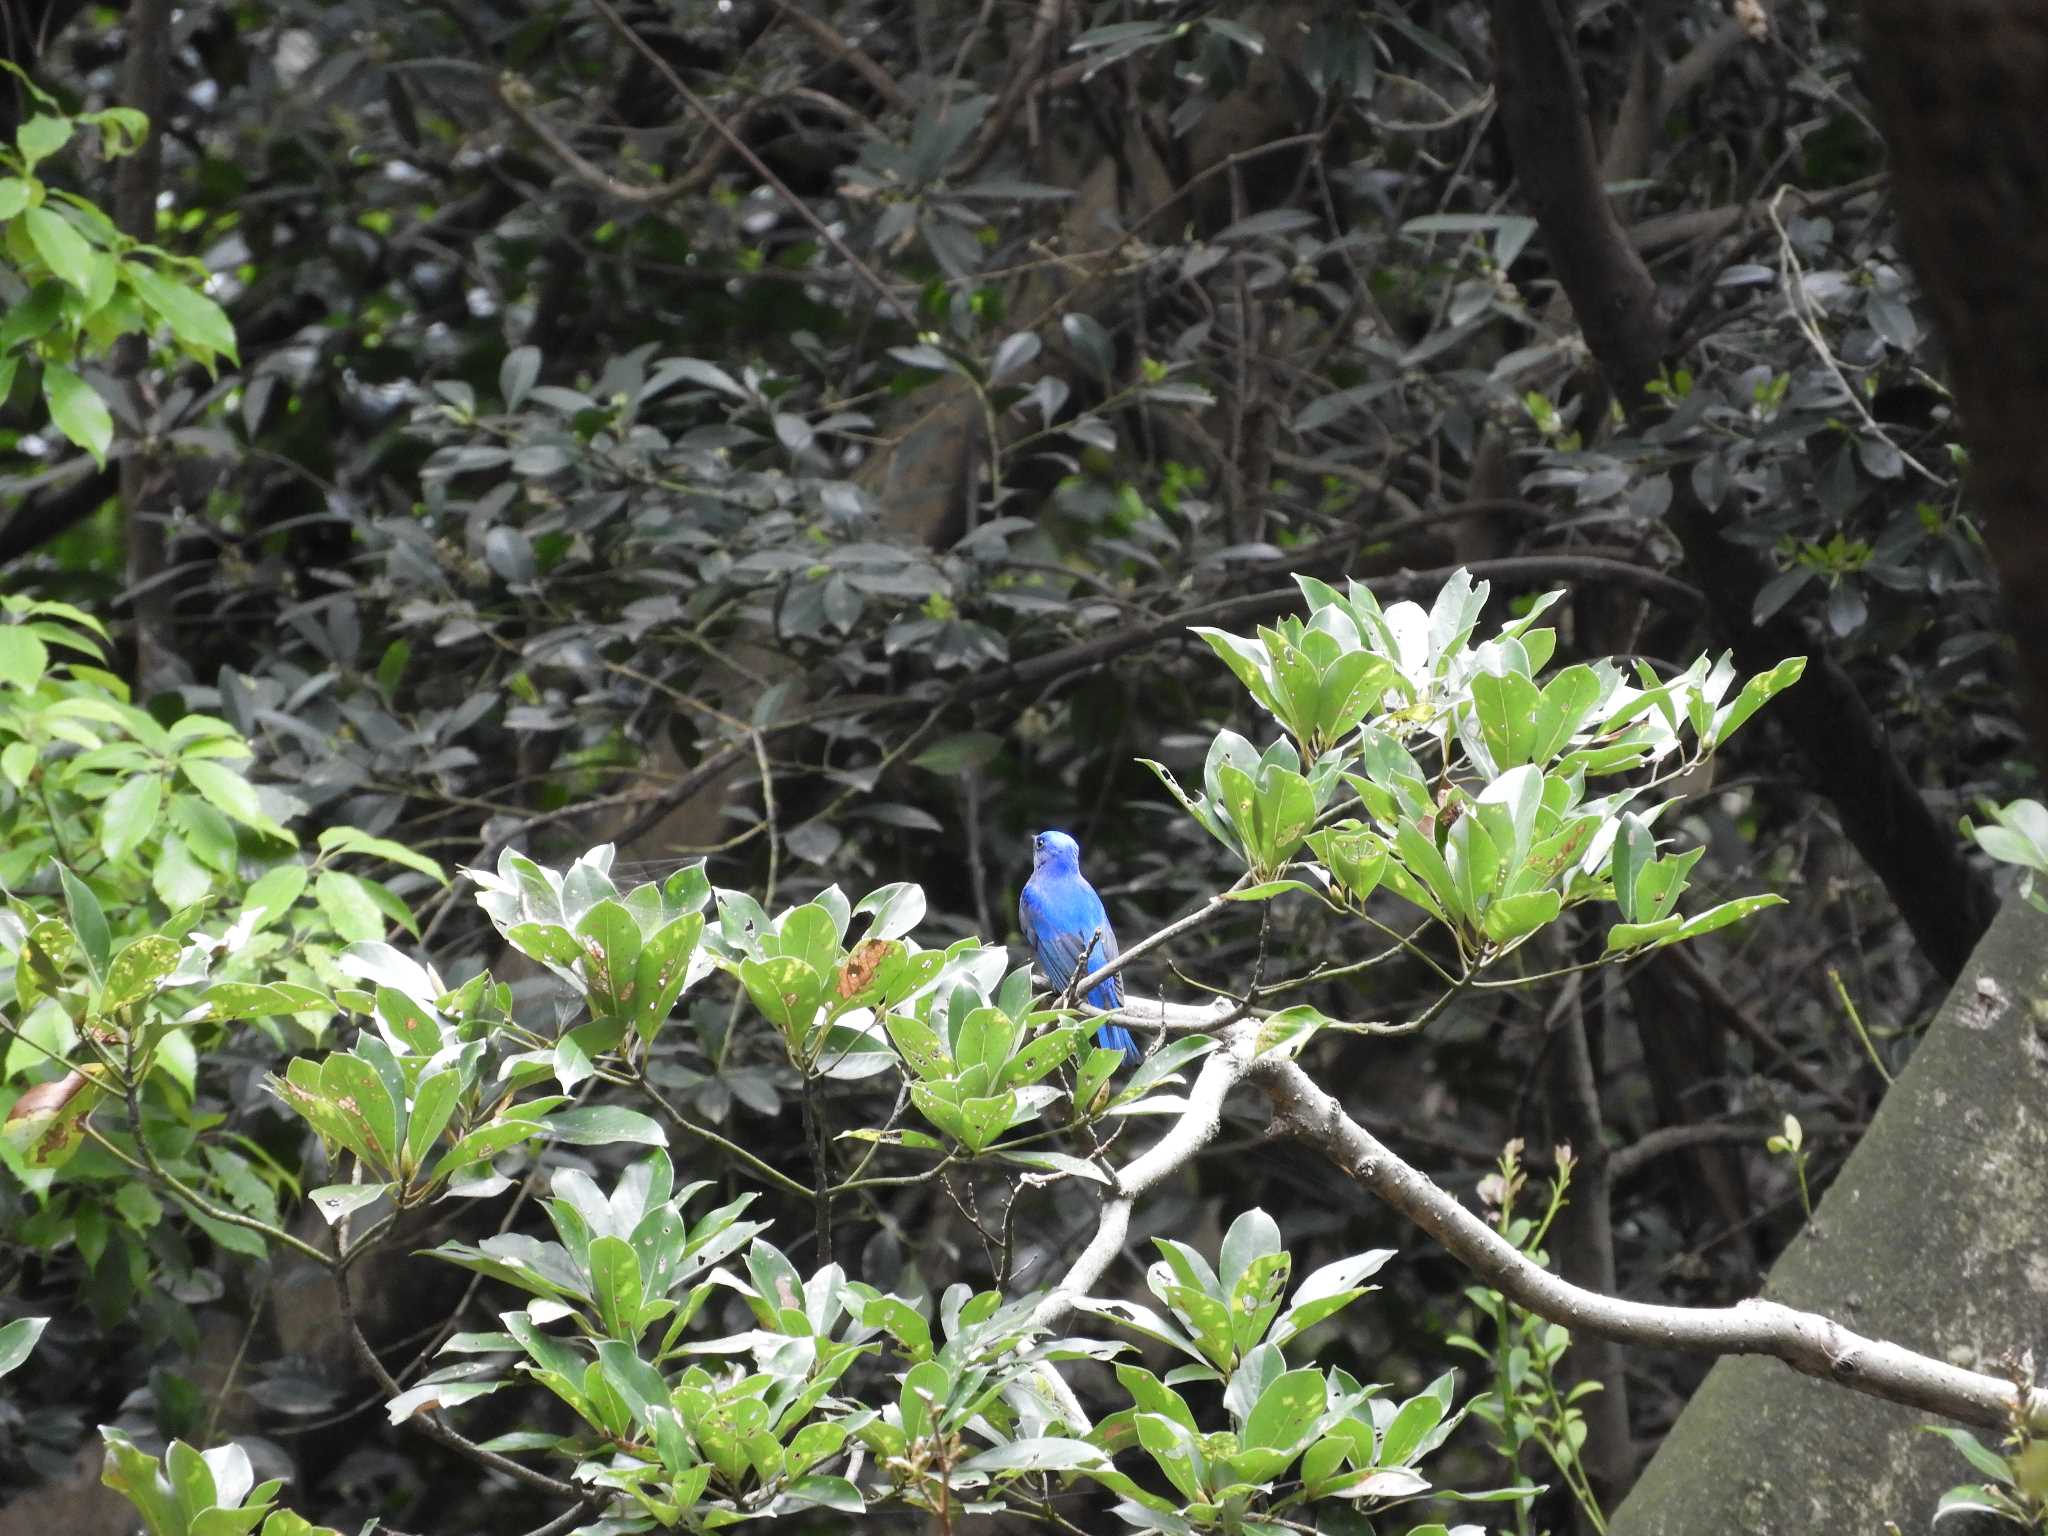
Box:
1392, 818, 1460, 923
1531, 664, 1603, 761
886, 1012, 951, 1078
0, 624, 49, 690
42, 362, 112, 465
25, 205, 95, 293
1315, 650, 1399, 746
0, 177, 32, 219
125, 260, 239, 366
80, 106, 150, 157
957, 1437, 1110, 1473
316, 825, 447, 884
0, 280, 62, 352
783, 1476, 864, 1513
196, 980, 330, 1020
402, 1071, 462, 1175
1193, 627, 1280, 718
1481, 889, 1561, 944
1243, 1367, 1325, 1450
1609, 814, 1655, 922
1632, 847, 1703, 926
1672, 893, 1787, 941
1271, 1249, 1391, 1346
345, 874, 421, 940
309, 1183, 391, 1226
911, 731, 1002, 775
1218, 1208, 1282, 1294
953, 1091, 1024, 1153
1223, 878, 1319, 903
1933, 1485, 2025, 1521
1470, 670, 1544, 770
740, 955, 824, 1035
1378, 1388, 1449, 1466
171, 792, 240, 870
1131, 1412, 1206, 1504
853, 880, 926, 942
589, 1234, 647, 1340
181, 758, 294, 842
994, 1147, 1108, 1183
1306, 822, 1386, 908
1215, 761, 1315, 878
99, 771, 163, 861
101, 1428, 185, 1536
0, 1315, 47, 1379
1710, 655, 1805, 748
241, 863, 309, 928
103, 935, 180, 1014
314, 870, 387, 943
16, 114, 71, 167
545, 1105, 666, 1147
1603, 915, 1685, 953
319, 1053, 402, 1172
1925, 1425, 2016, 1485
58, 864, 109, 976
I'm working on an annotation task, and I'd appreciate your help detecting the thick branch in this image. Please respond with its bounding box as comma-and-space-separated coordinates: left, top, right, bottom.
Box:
0, 464, 114, 564
1030, 1027, 1257, 1329
1025, 1020, 2045, 1431
1859, 0, 2048, 779
116, 0, 173, 693
1252, 1048, 2048, 1433
1493, 0, 1668, 399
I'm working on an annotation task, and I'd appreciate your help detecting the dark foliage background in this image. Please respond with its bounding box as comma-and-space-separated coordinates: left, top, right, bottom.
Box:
0, 1, 2030, 1531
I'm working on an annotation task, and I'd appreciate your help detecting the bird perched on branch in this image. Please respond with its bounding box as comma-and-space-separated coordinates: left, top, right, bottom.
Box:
1019, 829, 1138, 1064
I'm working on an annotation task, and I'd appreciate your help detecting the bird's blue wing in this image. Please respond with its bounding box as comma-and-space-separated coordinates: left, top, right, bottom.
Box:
1020, 877, 1094, 991
1022, 873, 1133, 1062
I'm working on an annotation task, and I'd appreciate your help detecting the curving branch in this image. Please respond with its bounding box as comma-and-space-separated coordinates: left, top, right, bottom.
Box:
1025, 1018, 2046, 1431
1030, 1026, 1258, 1330
763, 0, 909, 114
1251, 1049, 2048, 1433
960, 0, 1065, 177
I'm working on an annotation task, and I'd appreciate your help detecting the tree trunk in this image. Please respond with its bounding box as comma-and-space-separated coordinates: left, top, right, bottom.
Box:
1612, 896, 2048, 1533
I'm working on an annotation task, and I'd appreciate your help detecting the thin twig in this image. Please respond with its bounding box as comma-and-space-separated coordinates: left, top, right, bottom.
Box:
587, 0, 906, 314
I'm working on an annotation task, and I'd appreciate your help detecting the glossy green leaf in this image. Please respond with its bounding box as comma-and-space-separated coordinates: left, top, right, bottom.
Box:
0, 1315, 47, 1379
126, 260, 239, 366
42, 362, 112, 465
98, 770, 162, 861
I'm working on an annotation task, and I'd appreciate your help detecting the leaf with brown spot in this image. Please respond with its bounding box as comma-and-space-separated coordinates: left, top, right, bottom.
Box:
835, 938, 900, 1003
4, 1065, 107, 1169
5, 1070, 89, 1125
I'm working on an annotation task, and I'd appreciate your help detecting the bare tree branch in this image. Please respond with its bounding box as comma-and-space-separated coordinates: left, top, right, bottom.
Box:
1250, 1045, 2048, 1433
1025, 1018, 2047, 1432
763, 0, 909, 114
1030, 1026, 1257, 1330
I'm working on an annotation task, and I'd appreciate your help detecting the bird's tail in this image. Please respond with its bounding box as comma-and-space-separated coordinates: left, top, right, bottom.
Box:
1094, 1022, 1139, 1065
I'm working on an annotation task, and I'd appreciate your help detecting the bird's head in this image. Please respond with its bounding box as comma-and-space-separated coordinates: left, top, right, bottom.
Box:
1031, 829, 1082, 873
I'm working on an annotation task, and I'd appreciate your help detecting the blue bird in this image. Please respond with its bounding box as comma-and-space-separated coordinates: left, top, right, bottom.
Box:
1019, 829, 1138, 1064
